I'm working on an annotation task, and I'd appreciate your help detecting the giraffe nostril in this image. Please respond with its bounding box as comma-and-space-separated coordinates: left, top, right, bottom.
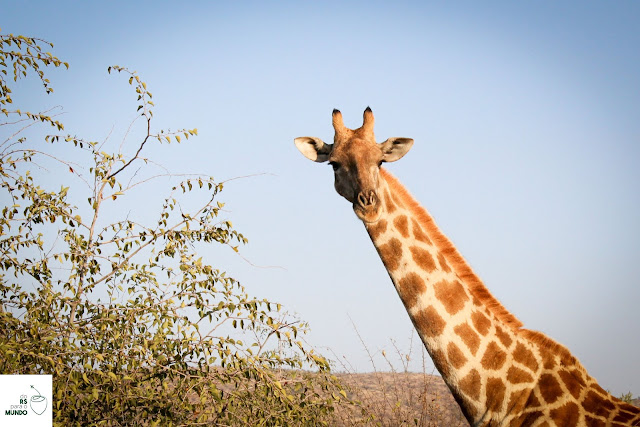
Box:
368, 190, 378, 206
357, 190, 378, 208
357, 192, 368, 207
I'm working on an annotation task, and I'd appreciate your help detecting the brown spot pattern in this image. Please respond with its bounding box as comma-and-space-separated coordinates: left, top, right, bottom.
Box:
486, 377, 506, 413
480, 341, 507, 370
459, 369, 481, 401
558, 369, 585, 400
437, 253, 451, 272
583, 389, 615, 418
539, 373, 563, 404
411, 219, 432, 245
542, 352, 556, 369
447, 342, 467, 369
454, 323, 481, 356
570, 368, 585, 386
526, 391, 542, 408
513, 342, 539, 373
613, 409, 639, 423
495, 325, 513, 348
550, 402, 580, 427
409, 246, 437, 273
393, 215, 409, 238
378, 238, 402, 271
430, 348, 450, 377
592, 383, 609, 397
397, 273, 426, 309
433, 279, 468, 315
584, 415, 607, 427
368, 219, 387, 240
506, 366, 534, 384
414, 305, 446, 338
471, 310, 491, 336
511, 411, 544, 427
506, 388, 530, 414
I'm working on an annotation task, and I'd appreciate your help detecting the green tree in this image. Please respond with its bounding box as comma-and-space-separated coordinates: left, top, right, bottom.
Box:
618, 391, 635, 404
0, 31, 351, 425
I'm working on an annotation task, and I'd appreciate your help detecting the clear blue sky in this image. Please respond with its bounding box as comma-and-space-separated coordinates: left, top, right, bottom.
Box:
4, 1, 639, 395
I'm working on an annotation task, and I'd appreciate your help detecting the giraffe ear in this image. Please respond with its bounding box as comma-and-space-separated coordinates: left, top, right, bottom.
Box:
379, 137, 414, 162
294, 137, 333, 162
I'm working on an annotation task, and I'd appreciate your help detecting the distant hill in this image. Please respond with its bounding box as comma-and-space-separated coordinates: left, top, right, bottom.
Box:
332, 371, 467, 426
330, 372, 638, 426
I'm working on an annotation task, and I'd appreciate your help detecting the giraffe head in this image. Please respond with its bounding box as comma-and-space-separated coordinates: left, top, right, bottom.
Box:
295, 107, 414, 223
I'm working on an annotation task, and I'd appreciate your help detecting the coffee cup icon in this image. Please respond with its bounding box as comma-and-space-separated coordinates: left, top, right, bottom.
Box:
30, 386, 47, 415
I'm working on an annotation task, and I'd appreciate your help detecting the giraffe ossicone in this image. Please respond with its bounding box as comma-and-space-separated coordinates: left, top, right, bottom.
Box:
295, 108, 640, 426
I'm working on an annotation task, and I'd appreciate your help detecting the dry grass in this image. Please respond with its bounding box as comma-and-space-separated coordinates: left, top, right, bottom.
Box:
326, 321, 468, 426
331, 371, 467, 426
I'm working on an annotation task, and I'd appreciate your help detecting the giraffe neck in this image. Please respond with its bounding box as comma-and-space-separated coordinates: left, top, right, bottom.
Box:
364, 169, 518, 422
363, 168, 640, 425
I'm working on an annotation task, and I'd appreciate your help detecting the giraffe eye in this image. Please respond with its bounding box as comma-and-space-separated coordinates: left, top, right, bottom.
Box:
329, 162, 341, 171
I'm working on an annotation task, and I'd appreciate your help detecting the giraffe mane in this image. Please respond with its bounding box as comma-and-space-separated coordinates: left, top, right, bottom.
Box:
519, 329, 589, 375
380, 168, 524, 330
380, 168, 594, 376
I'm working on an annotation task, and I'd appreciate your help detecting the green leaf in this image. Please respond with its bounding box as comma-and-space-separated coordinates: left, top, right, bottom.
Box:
0, 40, 348, 425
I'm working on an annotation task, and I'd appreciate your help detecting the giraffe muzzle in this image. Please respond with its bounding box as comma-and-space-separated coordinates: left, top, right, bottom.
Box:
354, 190, 381, 223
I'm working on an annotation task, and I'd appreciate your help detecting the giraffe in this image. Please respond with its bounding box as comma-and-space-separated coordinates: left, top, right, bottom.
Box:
294, 108, 640, 426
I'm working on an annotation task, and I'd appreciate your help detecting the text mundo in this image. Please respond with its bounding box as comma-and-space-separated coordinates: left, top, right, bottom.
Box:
6, 395, 29, 415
